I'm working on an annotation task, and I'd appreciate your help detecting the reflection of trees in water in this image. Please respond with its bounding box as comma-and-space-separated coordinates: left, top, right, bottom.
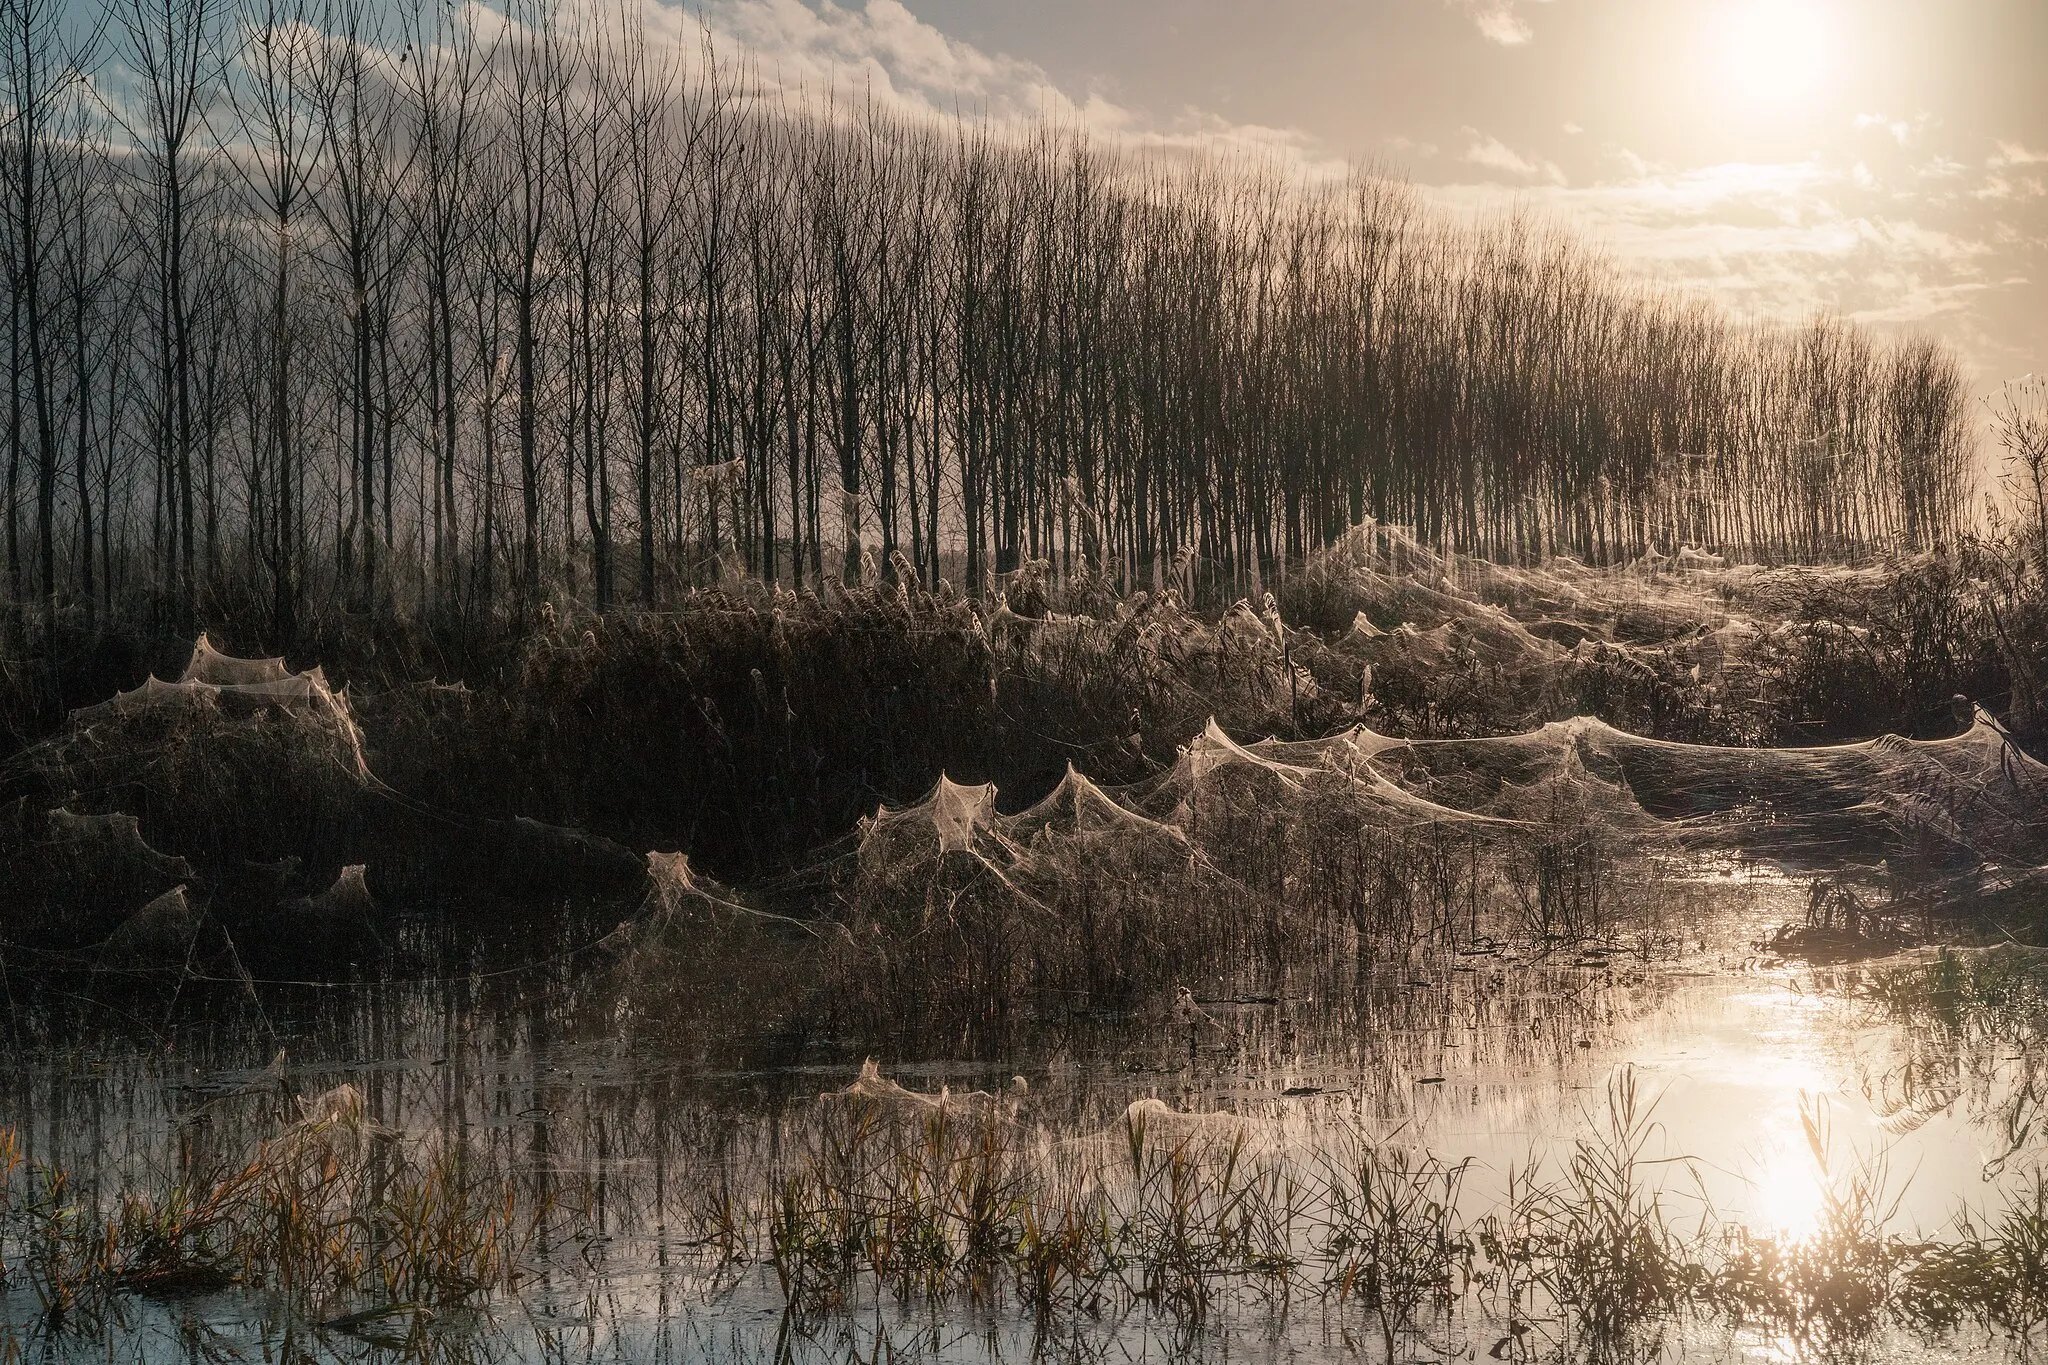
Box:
17, 943, 2048, 1362
0, 913, 1647, 1281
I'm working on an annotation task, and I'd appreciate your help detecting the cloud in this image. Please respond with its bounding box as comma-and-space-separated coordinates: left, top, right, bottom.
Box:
1462, 130, 1565, 183
679, 0, 1336, 169
1853, 112, 1926, 147
1990, 141, 2048, 168
1473, 7, 1531, 45
1381, 133, 1441, 161
1979, 174, 2046, 204
692, 0, 1078, 121
1977, 144, 2048, 203
1443, 0, 1551, 46
1425, 151, 2008, 348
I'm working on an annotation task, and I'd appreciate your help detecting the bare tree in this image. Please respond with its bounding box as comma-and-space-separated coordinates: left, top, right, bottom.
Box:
2, 0, 105, 613
228, 0, 317, 634
0, 1, 1984, 628
113, 0, 223, 619
1990, 376, 2048, 582
308, 0, 411, 607
51, 98, 124, 624
488, 0, 564, 609
397, 0, 492, 619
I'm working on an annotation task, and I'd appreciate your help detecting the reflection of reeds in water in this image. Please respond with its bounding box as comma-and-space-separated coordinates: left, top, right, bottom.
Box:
1712, 1094, 1901, 1354
1853, 946, 2048, 1178
8, 1063, 2048, 1359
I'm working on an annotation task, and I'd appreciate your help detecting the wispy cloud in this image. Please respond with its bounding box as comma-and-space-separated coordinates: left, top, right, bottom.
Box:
1472, 7, 1531, 45
1973, 142, 2048, 203
1462, 130, 1565, 183
1443, 0, 1551, 47
1990, 141, 2048, 168
681, 0, 1336, 167
689, 0, 1079, 121
1428, 150, 2008, 350
1853, 112, 1936, 148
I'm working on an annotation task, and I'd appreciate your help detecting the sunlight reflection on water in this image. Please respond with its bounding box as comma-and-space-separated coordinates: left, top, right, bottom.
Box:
0, 877, 2041, 1362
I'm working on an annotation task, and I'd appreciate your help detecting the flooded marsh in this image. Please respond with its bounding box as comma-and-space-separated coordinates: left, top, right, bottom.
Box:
5, 871, 2048, 1364
6, 539, 2048, 1363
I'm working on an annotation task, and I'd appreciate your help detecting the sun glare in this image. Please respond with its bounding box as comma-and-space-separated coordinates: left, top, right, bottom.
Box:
1711, 1, 1840, 116
1750, 1121, 1828, 1243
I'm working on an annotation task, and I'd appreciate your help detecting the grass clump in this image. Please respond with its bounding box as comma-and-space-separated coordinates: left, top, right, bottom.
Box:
1902, 1174, 2048, 1343
680, 1064, 2048, 1360
0, 1086, 547, 1330
1315, 1134, 1475, 1360
11, 1063, 2048, 1359
1710, 1099, 1904, 1354
1478, 1068, 1708, 1359
766, 1100, 1033, 1311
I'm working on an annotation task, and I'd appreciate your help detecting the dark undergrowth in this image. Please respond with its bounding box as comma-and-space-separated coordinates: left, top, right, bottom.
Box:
1, 532, 2044, 966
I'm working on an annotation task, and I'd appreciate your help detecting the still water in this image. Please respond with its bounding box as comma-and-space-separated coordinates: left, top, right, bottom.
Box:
2, 866, 2042, 1363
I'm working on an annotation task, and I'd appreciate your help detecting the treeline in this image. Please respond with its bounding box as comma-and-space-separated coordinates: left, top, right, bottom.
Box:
1, 0, 1976, 636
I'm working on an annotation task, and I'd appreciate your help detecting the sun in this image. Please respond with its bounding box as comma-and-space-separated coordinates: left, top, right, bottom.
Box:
1711, 1, 1841, 116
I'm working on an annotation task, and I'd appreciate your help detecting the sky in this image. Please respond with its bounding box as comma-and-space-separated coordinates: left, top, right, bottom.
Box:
688, 0, 2048, 411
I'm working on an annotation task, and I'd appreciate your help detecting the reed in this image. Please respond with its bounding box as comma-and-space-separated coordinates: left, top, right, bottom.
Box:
627, 1069, 2048, 1357
0, 1087, 548, 1328
1314, 1133, 1475, 1360
10, 1064, 2048, 1356
5, 538, 2043, 974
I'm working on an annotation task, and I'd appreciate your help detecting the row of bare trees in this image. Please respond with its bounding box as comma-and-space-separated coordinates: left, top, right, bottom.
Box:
0, 0, 1977, 636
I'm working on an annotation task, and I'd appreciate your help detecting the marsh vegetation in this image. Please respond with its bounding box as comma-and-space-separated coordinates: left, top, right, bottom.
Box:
5, 0, 2048, 1360
5, 524, 2048, 1362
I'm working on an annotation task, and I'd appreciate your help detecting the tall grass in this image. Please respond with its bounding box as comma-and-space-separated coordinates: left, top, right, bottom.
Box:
6, 534, 2045, 976
739, 1071, 2048, 1358
9, 1051, 2048, 1358
0, 1087, 548, 1327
